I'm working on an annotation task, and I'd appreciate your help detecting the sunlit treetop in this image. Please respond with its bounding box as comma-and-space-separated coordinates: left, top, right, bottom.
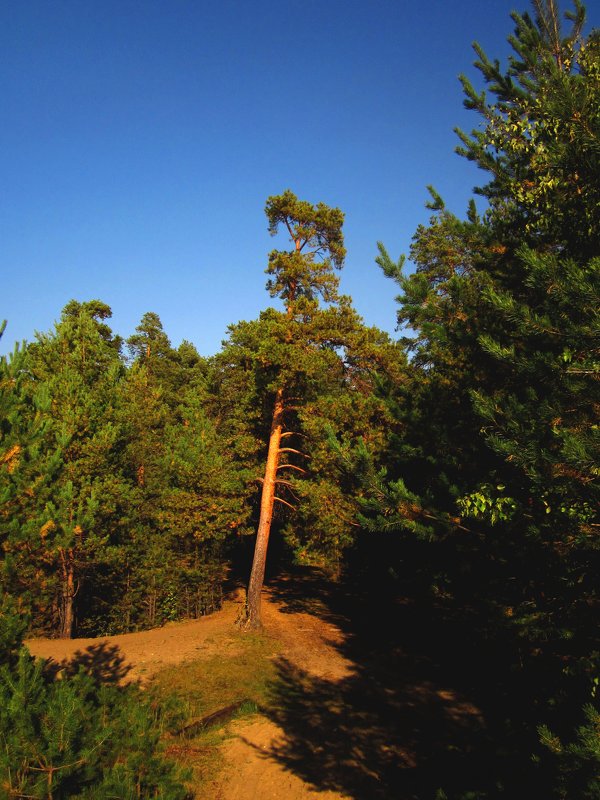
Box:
455, 0, 599, 251
264, 189, 346, 309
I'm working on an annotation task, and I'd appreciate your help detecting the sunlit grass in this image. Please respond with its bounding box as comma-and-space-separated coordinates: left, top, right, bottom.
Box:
152, 626, 282, 796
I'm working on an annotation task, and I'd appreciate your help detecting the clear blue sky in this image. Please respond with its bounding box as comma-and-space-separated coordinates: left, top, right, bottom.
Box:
1, 0, 560, 356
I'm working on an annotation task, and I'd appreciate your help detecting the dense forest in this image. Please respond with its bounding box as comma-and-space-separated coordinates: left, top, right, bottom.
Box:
1, 0, 599, 797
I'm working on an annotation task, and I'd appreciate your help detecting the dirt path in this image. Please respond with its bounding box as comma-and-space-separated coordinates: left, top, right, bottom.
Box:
26, 578, 485, 800
27, 600, 242, 684
25, 589, 354, 684
205, 592, 355, 800
26, 587, 356, 800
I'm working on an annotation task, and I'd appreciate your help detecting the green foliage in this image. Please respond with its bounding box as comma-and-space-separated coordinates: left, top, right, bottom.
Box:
469, 247, 599, 545
0, 595, 28, 667
265, 189, 346, 306
372, 3, 599, 795
458, 485, 517, 525
0, 601, 189, 799
219, 192, 403, 578
375, 0, 599, 595
0, 302, 251, 636
7, 301, 127, 637
456, 0, 599, 252
105, 321, 246, 632
539, 703, 600, 798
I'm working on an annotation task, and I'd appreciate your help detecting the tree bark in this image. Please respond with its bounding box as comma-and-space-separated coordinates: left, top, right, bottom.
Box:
59, 549, 76, 639
244, 388, 285, 629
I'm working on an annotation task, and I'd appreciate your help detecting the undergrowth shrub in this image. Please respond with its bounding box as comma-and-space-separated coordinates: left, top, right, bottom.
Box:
0, 596, 190, 799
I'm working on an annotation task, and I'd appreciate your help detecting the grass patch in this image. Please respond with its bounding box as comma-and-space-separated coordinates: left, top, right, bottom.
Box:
152, 629, 281, 719
164, 726, 226, 795
151, 625, 282, 796
234, 698, 260, 718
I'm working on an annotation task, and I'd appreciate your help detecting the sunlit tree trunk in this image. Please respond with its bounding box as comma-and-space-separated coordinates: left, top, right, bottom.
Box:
241, 191, 346, 629
244, 388, 285, 629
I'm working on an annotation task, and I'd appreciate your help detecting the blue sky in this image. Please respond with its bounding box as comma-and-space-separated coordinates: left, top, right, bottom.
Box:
1, 0, 544, 356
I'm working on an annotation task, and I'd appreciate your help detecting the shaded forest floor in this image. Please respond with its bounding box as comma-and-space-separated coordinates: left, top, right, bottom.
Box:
26, 568, 505, 800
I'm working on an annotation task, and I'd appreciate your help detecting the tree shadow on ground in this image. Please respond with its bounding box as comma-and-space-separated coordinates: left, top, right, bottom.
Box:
43, 641, 132, 685
263, 565, 552, 800
265, 655, 490, 800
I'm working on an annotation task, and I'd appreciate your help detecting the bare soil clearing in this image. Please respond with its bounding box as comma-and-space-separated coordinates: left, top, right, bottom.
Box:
25, 587, 354, 686
26, 586, 355, 799
26, 575, 485, 800
27, 600, 243, 684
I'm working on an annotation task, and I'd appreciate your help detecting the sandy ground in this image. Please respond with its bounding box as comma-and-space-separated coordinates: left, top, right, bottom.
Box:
205, 594, 355, 800
27, 600, 242, 683
26, 588, 355, 800
26, 582, 484, 800
208, 715, 352, 800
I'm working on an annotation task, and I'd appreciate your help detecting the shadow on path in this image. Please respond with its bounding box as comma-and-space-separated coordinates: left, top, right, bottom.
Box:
44, 641, 132, 684
262, 566, 539, 800
267, 655, 489, 800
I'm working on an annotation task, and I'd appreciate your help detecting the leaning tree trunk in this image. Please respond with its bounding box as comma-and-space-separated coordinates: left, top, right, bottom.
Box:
245, 388, 285, 629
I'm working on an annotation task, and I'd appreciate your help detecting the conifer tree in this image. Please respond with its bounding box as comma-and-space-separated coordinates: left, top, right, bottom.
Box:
160, 380, 254, 615
375, 2, 599, 792
377, 0, 599, 552
127, 311, 186, 405
21, 301, 126, 637
0, 342, 57, 626
233, 191, 402, 627
456, 0, 598, 253
107, 312, 246, 630
111, 360, 171, 629
241, 191, 346, 628
451, 0, 600, 578
0, 598, 189, 798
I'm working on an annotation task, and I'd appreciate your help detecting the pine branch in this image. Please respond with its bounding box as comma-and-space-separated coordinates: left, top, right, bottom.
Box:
278, 447, 308, 457
273, 496, 297, 512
